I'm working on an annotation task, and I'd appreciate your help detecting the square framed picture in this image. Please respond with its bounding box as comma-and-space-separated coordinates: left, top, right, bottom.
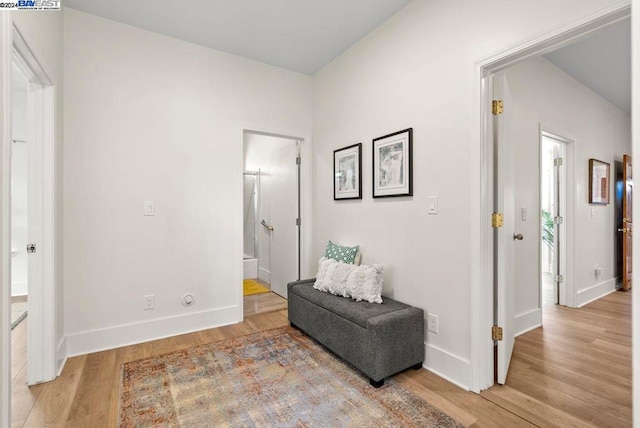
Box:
588, 158, 610, 205
334, 143, 362, 200
372, 128, 413, 198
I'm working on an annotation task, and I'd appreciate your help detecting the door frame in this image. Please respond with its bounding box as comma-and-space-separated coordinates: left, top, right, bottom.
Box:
469, 3, 631, 393
238, 127, 312, 320
13, 26, 58, 385
1, 21, 58, 417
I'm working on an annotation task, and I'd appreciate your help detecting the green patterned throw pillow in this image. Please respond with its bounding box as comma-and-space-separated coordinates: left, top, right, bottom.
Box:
325, 240, 359, 264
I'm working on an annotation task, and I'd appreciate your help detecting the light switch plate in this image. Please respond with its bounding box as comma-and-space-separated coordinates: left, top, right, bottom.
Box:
427, 196, 438, 215
144, 201, 155, 216
521, 207, 527, 221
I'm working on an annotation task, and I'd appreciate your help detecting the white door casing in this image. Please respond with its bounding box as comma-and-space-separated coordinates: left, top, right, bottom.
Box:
1, 12, 12, 428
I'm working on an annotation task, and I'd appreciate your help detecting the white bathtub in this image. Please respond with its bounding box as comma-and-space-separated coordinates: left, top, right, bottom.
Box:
243, 257, 258, 279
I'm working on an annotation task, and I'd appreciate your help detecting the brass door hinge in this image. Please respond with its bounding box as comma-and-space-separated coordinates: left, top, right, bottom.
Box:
492, 212, 504, 228
492, 100, 504, 115
492, 325, 503, 341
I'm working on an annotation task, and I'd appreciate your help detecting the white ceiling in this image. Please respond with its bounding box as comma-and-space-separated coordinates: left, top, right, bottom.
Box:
544, 19, 631, 114
63, 0, 412, 75
63, 2, 631, 111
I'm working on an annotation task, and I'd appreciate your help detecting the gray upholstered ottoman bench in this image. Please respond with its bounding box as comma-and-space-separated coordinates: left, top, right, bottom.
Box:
287, 279, 425, 387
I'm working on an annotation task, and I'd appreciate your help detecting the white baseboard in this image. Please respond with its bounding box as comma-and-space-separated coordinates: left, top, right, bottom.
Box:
56, 336, 67, 377
515, 308, 542, 337
11, 281, 27, 297
576, 278, 617, 308
424, 342, 471, 391
258, 268, 271, 284
66, 305, 239, 357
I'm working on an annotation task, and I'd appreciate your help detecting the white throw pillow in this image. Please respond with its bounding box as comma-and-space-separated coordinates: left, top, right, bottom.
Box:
314, 257, 384, 304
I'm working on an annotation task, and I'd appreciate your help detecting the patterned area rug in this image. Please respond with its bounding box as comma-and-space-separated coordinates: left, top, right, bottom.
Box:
243, 278, 270, 296
120, 327, 463, 427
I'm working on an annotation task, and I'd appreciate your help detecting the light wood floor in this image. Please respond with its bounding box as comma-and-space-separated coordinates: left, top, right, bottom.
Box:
482, 289, 632, 427
243, 278, 287, 317
10, 290, 631, 427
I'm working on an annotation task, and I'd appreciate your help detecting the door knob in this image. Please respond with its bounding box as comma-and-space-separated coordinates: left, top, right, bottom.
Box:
618, 228, 628, 233
513, 233, 524, 241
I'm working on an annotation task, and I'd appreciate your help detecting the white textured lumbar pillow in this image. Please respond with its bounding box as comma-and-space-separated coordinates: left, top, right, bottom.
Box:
314, 257, 384, 304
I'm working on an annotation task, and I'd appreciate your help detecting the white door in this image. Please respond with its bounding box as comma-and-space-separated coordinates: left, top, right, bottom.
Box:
542, 132, 568, 306
551, 142, 564, 305
493, 72, 516, 384
26, 78, 46, 384
269, 141, 299, 298
551, 143, 560, 304
13, 49, 56, 384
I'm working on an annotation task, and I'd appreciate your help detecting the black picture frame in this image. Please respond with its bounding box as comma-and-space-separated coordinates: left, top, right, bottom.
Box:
372, 128, 413, 198
588, 158, 610, 205
334, 143, 362, 200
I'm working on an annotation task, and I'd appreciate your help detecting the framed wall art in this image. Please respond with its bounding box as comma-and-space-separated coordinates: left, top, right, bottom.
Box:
588, 158, 610, 205
372, 128, 413, 198
334, 143, 362, 200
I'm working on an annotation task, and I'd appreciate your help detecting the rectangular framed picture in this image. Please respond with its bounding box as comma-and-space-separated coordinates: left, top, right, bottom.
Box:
372, 128, 413, 198
588, 158, 610, 205
334, 143, 362, 200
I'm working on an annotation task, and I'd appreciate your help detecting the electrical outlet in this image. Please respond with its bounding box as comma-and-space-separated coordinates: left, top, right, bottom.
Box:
182, 293, 195, 307
595, 268, 603, 277
144, 294, 154, 310
427, 313, 439, 334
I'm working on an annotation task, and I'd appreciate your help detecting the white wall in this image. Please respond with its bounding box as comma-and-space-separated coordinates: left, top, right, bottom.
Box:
63, 9, 312, 355
11, 70, 28, 296
311, 0, 629, 389
506, 57, 630, 331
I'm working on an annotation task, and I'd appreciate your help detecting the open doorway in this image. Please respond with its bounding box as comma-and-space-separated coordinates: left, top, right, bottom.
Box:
242, 131, 302, 317
476, 8, 632, 425
540, 131, 570, 308
6, 28, 58, 401
470, 3, 631, 394
493, 19, 631, 382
